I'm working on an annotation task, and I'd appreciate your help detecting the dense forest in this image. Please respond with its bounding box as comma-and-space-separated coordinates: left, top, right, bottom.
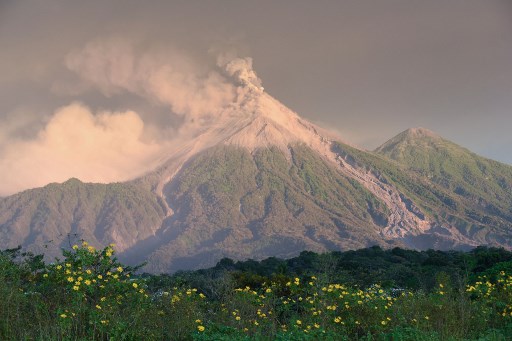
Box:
1, 243, 512, 340
149, 245, 512, 295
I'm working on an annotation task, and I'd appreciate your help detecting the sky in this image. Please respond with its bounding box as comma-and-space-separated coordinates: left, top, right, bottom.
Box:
1, 0, 511, 196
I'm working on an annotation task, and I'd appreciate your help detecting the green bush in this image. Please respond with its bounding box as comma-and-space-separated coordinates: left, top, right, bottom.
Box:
1, 244, 512, 340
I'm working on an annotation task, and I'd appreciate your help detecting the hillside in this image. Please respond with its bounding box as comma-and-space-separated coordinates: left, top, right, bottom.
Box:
0, 178, 167, 257
375, 128, 512, 232
1, 86, 512, 272
133, 145, 396, 272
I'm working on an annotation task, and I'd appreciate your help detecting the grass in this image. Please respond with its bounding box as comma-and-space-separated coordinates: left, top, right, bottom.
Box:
1, 243, 512, 340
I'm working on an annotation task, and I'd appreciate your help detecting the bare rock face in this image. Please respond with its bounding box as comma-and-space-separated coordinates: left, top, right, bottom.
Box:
1, 63, 512, 272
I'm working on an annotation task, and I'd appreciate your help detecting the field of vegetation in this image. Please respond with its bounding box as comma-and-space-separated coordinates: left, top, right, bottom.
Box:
1, 242, 512, 340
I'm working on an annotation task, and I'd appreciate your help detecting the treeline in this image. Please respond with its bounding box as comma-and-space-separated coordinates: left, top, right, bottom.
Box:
145, 246, 512, 297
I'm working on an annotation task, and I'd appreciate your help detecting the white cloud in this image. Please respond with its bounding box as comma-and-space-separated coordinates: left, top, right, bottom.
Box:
0, 103, 163, 196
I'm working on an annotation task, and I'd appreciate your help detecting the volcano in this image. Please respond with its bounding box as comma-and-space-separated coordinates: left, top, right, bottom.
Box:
1, 62, 512, 272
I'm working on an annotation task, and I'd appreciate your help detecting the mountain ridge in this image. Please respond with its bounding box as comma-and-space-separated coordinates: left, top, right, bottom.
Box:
1, 84, 512, 272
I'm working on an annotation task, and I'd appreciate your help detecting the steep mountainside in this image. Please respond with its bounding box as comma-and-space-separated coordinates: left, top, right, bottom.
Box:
336, 141, 512, 249
1, 73, 512, 272
129, 145, 397, 272
375, 128, 512, 230
0, 179, 167, 257
126, 134, 512, 271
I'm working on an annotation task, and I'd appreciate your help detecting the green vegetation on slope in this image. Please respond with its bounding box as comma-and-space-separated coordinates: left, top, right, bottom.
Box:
375, 128, 512, 224
332, 138, 512, 247
0, 178, 167, 257
2, 129, 512, 274
144, 145, 393, 272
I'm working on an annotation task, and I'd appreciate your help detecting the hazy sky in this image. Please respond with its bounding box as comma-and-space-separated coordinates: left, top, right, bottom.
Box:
1, 0, 511, 195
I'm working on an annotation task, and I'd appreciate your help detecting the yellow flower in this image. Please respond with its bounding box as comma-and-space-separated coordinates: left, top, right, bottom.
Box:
265, 288, 272, 293
96, 305, 101, 310
43, 274, 48, 278
56, 265, 62, 270
197, 325, 205, 332
60, 313, 67, 318
85, 280, 91, 285
97, 275, 103, 279
101, 297, 106, 301
425, 316, 429, 320
73, 286, 79, 291
72, 245, 78, 250
65, 263, 71, 268
296, 320, 302, 325
132, 283, 138, 289
195, 319, 202, 323
105, 251, 112, 257
86, 269, 92, 274
235, 316, 241, 321
381, 321, 387, 325
117, 267, 123, 272
67, 277, 74, 282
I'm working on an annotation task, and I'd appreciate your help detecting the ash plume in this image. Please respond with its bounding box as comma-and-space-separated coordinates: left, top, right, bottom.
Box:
0, 37, 268, 196
217, 56, 264, 93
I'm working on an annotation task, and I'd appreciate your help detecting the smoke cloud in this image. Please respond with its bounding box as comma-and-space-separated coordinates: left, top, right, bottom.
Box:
0, 37, 267, 196
65, 39, 238, 121
217, 56, 263, 92
0, 103, 163, 196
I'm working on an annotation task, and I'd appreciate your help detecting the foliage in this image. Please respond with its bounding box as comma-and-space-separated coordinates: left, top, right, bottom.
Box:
374, 129, 512, 226
2, 244, 512, 340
